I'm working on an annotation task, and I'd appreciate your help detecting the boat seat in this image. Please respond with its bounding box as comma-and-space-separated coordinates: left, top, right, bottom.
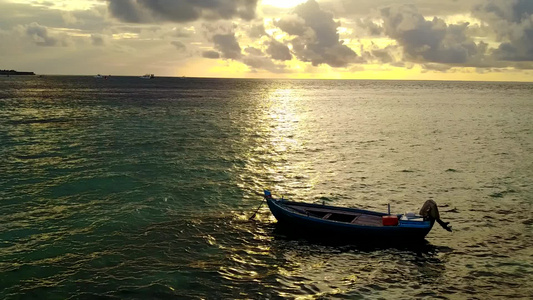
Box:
351, 214, 383, 226
350, 215, 360, 223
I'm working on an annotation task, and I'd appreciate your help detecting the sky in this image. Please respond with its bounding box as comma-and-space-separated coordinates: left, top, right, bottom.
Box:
1, 0, 532, 81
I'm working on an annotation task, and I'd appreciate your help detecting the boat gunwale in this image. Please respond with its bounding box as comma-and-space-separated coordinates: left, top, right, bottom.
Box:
280, 199, 395, 217
268, 197, 432, 231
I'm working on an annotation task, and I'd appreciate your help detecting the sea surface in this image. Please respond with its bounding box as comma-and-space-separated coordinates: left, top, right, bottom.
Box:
0, 76, 532, 299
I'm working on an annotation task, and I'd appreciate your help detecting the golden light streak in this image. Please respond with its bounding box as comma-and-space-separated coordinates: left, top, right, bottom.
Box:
112, 33, 140, 40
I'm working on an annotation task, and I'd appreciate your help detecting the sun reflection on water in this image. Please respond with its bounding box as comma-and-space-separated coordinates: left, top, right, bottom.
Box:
265, 88, 300, 152
257, 87, 320, 197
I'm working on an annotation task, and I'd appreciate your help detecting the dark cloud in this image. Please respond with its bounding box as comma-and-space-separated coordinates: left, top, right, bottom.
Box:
244, 47, 264, 56
171, 40, 186, 51
492, 34, 533, 61
201, 22, 238, 40
203, 23, 287, 73
266, 39, 292, 61
381, 5, 483, 65
355, 18, 383, 36
241, 54, 288, 73
275, 0, 359, 67
370, 47, 395, 63
105, 0, 258, 24
212, 33, 242, 59
248, 22, 267, 38
274, 15, 307, 36
473, 0, 533, 61
24, 22, 64, 47
205, 33, 287, 73
202, 50, 220, 59
91, 34, 105, 46
421, 63, 454, 72
204, 28, 289, 73
0, 2, 108, 33
513, 61, 533, 70
474, 0, 533, 23
321, 0, 480, 18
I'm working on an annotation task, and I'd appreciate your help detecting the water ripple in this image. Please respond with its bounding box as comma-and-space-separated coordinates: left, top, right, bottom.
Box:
1, 77, 532, 299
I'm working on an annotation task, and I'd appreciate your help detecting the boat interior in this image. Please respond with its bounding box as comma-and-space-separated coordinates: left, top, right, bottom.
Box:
285, 203, 386, 227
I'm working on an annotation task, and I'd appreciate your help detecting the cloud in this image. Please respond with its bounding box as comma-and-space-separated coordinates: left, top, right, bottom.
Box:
473, 0, 533, 24
266, 38, 292, 61
61, 11, 78, 25
248, 22, 267, 38
244, 47, 264, 56
355, 18, 384, 36
370, 47, 396, 63
202, 50, 220, 59
380, 4, 483, 65
2, 0, 531, 78
91, 33, 106, 46
473, 0, 533, 61
105, 0, 258, 24
0, 2, 111, 38
202, 23, 290, 73
205, 30, 288, 73
242, 55, 287, 73
23, 22, 68, 47
0, 2, 62, 29
274, 14, 308, 36
320, 0, 481, 19
421, 63, 456, 72
274, 0, 359, 67
171, 40, 186, 51
212, 33, 242, 59
177, 28, 195, 38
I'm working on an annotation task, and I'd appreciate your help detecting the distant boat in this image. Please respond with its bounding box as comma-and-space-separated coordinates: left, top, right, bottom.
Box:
261, 190, 435, 241
140, 74, 155, 79
94, 74, 109, 79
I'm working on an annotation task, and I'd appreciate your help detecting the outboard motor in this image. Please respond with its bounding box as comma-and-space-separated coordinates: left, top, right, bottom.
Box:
419, 200, 452, 232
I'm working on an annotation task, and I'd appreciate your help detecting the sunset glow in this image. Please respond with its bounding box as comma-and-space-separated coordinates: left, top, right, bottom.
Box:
1, 0, 532, 81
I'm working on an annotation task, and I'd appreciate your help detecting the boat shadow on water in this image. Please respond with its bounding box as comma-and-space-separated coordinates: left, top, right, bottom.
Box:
268, 222, 444, 253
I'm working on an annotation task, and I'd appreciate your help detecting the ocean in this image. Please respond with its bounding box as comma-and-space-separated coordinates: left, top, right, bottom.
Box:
0, 76, 532, 299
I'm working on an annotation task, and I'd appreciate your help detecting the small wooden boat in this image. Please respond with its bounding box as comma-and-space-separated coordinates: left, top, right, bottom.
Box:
263, 190, 434, 241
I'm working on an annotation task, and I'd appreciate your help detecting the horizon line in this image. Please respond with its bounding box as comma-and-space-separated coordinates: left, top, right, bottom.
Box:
14, 74, 533, 83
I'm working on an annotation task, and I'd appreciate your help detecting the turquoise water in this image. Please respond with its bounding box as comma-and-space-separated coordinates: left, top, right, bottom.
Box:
1, 76, 532, 298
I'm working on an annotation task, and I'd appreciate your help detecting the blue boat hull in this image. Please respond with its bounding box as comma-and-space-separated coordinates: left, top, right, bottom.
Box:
266, 197, 433, 241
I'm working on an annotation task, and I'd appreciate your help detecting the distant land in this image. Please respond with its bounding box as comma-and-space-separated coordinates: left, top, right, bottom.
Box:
1, 69, 35, 76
